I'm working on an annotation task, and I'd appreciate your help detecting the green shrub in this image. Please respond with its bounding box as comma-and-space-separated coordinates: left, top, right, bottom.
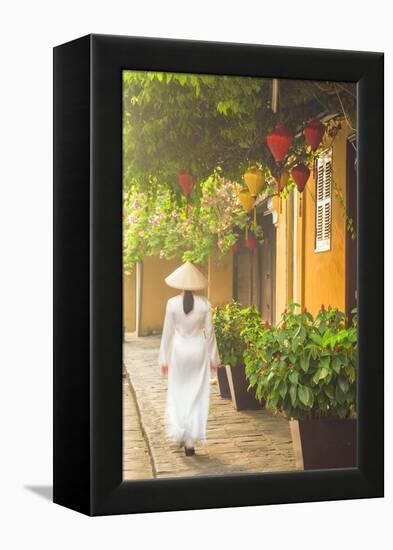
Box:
242, 303, 357, 419
213, 301, 261, 368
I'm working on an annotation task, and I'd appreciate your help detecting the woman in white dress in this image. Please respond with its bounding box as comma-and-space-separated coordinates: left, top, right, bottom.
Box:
159, 262, 221, 456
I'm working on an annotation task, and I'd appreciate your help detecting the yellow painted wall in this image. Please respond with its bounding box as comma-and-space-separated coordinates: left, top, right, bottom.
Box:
133, 257, 209, 336
208, 252, 233, 307
124, 253, 232, 335
123, 272, 136, 332
275, 195, 290, 322
300, 124, 352, 315
295, 187, 305, 307
139, 256, 182, 336
273, 123, 352, 321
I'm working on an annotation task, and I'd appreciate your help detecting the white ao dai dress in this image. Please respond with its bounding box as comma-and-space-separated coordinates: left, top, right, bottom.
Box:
158, 294, 221, 447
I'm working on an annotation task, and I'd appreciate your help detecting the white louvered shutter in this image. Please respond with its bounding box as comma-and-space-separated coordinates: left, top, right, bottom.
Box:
315, 148, 332, 252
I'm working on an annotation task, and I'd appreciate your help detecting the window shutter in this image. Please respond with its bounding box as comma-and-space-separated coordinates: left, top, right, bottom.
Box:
315, 148, 332, 252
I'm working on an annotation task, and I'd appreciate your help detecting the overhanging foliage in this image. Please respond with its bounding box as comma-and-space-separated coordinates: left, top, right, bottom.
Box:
123, 70, 356, 192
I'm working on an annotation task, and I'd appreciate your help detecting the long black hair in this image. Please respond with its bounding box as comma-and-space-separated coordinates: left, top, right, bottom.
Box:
183, 290, 194, 314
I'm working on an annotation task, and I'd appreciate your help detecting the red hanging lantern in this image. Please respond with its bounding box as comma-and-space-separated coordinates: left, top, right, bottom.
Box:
304, 119, 325, 151
291, 164, 310, 193
266, 124, 292, 163
245, 238, 257, 250
231, 241, 241, 253
178, 171, 195, 196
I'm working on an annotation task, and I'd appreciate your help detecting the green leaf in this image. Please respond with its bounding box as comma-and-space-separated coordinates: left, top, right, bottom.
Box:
335, 385, 346, 404
338, 376, 349, 394
175, 73, 188, 86
313, 367, 329, 384
306, 387, 314, 408
300, 353, 310, 372
332, 358, 342, 374
310, 333, 322, 346
279, 380, 288, 399
291, 338, 299, 353
298, 385, 313, 407
248, 372, 259, 386
324, 384, 335, 399
289, 384, 297, 406
289, 370, 299, 385
267, 371, 275, 383
299, 326, 307, 342
320, 356, 330, 370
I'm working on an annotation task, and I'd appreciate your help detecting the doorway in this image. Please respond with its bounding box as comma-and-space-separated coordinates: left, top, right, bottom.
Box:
233, 207, 276, 323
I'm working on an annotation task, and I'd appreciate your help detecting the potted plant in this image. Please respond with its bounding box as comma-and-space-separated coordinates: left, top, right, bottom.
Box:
213, 301, 263, 410
242, 303, 357, 469
211, 305, 231, 399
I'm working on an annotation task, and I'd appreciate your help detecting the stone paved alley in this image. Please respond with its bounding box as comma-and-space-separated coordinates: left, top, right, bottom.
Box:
123, 333, 299, 479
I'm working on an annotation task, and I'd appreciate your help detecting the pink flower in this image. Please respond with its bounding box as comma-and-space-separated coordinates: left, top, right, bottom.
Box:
172, 211, 178, 218
133, 199, 139, 208
128, 215, 137, 224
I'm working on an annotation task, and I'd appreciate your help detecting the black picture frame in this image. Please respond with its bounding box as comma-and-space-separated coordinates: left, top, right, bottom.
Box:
53, 34, 384, 516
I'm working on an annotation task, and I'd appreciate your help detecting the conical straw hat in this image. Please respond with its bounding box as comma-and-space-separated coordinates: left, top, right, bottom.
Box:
165, 261, 208, 290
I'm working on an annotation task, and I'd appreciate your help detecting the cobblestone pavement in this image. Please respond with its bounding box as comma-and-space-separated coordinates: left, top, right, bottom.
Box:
123, 333, 298, 479
122, 376, 154, 479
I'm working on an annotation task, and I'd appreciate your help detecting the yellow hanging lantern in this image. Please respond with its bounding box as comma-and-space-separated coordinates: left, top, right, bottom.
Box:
278, 171, 289, 214
278, 171, 289, 194
244, 166, 265, 198
238, 188, 255, 213
238, 188, 255, 242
